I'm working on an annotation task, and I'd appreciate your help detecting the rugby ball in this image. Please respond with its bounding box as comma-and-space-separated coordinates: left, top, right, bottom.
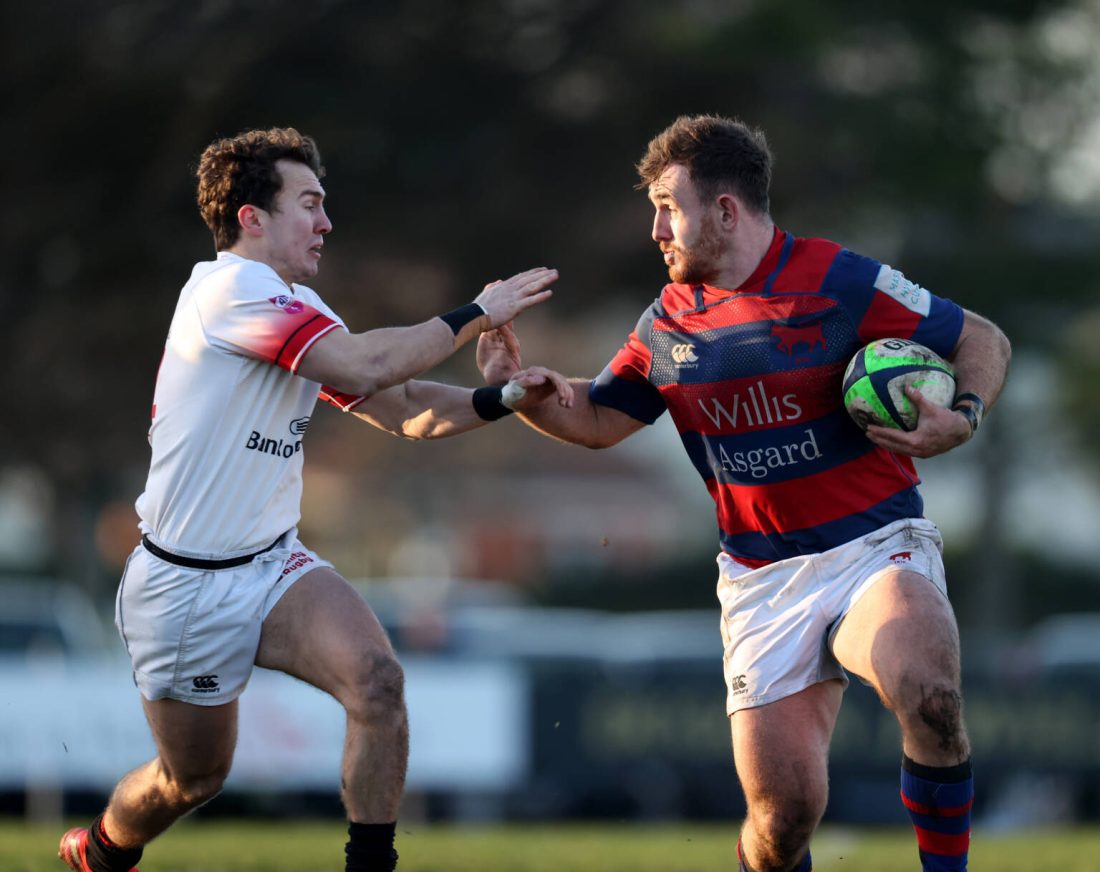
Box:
842, 338, 956, 431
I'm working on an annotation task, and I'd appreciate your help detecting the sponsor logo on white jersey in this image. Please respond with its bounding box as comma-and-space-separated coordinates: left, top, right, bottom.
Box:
270, 294, 305, 314
246, 431, 303, 458
874, 265, 931, 316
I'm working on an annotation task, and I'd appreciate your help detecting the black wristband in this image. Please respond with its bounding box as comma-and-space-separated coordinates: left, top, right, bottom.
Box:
953, 403, 980, 434
953, 392, 986, 414
439, 303, 487, 336
472, 386, 514, 421
951, 392, 986, 433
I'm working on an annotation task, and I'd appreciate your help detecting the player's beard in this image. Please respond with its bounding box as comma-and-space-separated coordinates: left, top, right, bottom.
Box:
668, 213, 726, 285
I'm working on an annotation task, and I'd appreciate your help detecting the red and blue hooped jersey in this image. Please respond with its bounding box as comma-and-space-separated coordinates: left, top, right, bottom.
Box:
589, 228, 964, 567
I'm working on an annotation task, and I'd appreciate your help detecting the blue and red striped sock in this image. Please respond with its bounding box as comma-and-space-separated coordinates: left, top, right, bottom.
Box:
900, 755, 973, 871
737, 838, 811, 871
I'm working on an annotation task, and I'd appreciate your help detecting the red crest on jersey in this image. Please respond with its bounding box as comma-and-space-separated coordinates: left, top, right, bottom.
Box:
771, 321, 827, 356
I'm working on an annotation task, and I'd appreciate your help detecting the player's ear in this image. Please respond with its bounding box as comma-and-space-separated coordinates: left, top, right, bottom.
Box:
716, 193, 738, 230
237, 204, 265, 239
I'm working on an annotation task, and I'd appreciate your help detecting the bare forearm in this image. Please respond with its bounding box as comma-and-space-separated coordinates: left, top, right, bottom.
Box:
950, 311, 1012, 412
299, 266, 559, 397
306, 319, 469, 398
353, 380, 488, 440
516, 379, 641, 448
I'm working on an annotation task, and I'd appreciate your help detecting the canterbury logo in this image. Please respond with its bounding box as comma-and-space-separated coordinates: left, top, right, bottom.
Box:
192, 675, 220, 691
671, 343, 699, 364
731, 674, 748, 693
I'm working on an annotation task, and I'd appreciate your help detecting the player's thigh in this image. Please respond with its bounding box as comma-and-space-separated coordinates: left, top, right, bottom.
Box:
255, 565, 397, 701
731, 679, 843, 811
141, 697, 238, 781
831, 567, 961, 700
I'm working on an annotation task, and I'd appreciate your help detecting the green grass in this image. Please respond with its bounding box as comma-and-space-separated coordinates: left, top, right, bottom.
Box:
5, 819, 1100, 871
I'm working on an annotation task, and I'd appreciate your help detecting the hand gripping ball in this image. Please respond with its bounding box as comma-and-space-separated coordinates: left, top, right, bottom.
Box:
842, 338, 956, 431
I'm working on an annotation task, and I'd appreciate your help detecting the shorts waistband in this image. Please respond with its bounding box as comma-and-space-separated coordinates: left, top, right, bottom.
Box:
141, 535, 281, 570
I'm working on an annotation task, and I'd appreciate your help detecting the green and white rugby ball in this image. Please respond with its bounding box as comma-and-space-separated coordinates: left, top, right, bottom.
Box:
842, 338, 956, 431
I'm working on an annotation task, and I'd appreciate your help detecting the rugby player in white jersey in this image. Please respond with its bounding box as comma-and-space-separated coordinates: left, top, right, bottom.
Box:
58, 127, 572, 872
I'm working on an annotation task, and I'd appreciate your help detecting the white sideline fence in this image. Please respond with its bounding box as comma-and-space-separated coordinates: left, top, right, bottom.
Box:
0, 655, 529, 807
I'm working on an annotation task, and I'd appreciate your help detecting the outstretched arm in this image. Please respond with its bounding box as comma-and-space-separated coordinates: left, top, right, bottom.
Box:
352, 367, 575, 440
867, 309, 1011, 458
476, 325, 647, 448
504, 369, 648, 449
297, 267, 558, 397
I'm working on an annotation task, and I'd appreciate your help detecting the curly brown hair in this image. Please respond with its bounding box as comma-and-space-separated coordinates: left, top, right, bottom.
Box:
196, 127, 325, 250
636, 115, 772, 215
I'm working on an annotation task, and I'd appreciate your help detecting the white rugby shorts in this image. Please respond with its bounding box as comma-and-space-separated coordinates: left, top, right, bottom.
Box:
716, 517, 947, 715
115, 529, 331, 704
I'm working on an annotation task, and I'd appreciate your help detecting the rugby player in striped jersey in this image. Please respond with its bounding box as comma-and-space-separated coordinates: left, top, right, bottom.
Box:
481, 115, 1010, 872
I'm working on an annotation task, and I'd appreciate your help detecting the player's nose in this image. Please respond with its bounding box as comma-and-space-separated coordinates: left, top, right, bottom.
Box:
652, 212, 670, 242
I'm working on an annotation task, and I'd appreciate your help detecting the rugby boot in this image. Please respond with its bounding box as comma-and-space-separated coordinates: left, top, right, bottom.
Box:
58, 827, 139, 872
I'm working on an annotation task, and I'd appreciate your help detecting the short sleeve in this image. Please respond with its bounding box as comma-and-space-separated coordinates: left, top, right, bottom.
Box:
196, 263, 344, 373
822, 249, 964, 359
588, 302, 667, 424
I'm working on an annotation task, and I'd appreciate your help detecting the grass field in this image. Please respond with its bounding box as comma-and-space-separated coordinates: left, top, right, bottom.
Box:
5, 819, 1100, 871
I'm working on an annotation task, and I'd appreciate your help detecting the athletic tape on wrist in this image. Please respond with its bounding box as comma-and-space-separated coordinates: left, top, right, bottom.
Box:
953, 404, 980, 434
500, 381, 526, 410
472, 386, 514, 421
439, 302, 490, 347
951, 392, 986, 433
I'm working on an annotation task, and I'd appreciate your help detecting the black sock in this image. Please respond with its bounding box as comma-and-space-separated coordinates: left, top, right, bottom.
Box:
345, 821, 398, 872
84, 815, 144, 872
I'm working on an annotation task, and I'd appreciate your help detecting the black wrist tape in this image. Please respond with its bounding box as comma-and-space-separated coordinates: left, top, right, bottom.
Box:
472, 386, 514, 421
951, 392, 986, 433
954, 404, 979, 433
952, 392, 986, 414
439, 303, 486, 336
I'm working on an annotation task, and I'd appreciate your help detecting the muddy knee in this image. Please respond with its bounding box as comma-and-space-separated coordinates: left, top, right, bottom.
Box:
887, 676, 967, 758
915, 684, 966, 752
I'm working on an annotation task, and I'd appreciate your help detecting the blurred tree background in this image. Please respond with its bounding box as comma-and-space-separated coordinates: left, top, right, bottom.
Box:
2, 0, 1099, 640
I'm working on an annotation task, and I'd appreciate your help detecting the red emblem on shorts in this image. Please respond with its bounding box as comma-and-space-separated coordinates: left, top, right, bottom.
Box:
889, 551, 912, 563
270, 295, 304, 314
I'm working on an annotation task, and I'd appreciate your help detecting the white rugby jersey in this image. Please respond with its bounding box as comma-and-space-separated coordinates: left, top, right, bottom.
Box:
136, 252, 364, 558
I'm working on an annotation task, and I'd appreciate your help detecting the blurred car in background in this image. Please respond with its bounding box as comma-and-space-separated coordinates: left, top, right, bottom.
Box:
0, 577, 109, 661
352, 576, 721, 664
1012, 612, 1100, 683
